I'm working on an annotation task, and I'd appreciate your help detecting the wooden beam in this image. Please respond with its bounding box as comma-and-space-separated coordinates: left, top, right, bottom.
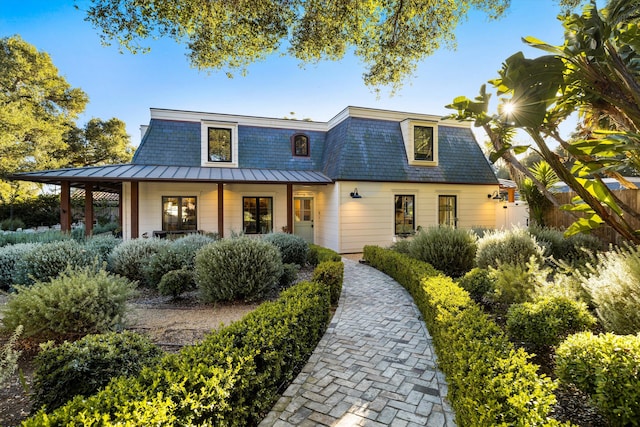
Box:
218, 182, 224, 238
118, 185, 123, 234
287, 184, 293, 234
84, 183, 94, 237
131, 181, 139, 238
60, 181, 71, 233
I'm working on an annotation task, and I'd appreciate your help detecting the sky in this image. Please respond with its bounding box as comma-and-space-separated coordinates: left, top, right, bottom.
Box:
1, 1, 580, 146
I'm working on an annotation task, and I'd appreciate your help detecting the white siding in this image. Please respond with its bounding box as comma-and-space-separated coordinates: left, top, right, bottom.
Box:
314, 184, 340, 252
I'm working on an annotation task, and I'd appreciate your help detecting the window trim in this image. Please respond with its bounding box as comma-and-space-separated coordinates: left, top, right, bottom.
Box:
400, 119, 439, 166
394, 194, 415, 236
291, 133, 310, 157
161, 196, 198, 231
201, 121, 238, 167
438, 195, 457, 228
242, 196, 273, 235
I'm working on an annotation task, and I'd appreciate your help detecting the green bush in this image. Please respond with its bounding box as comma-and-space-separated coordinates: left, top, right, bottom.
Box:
108, 237, 171, 285
158, 268, 195, 298
506, 296, 596, 349
363, 246, 562, 426
476, 228, 545, 270
263, 232, 309, 266
32, 331, 163, 412
83, 234, 121, 264
145, 234, 216, 287
24, 280, 330, 426
2, 267, 136, 341
578, 245, 640, 334
0, 325, 22, 385
0, 217, 25, 231
195, 237, 283, 302
0, 194, 60, 228
409, 226, 477, 278
308, 244, 341, 266
488, 262, 539, 305
0, 229, 71, 247
17, 239, 95, 285
312, 261, 344, 306
556, 332, 640, 426
457, 267, 495, 301
389, 238, 412, 255
279, 263, 300, 289
0, 242, 39, 290
529, 225, 602, 267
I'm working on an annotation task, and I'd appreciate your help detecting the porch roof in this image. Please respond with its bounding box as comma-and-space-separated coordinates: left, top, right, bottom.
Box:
9, 164, 333, 191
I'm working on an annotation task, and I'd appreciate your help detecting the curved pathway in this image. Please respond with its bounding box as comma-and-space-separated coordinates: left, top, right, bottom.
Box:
259, 257, 455, 427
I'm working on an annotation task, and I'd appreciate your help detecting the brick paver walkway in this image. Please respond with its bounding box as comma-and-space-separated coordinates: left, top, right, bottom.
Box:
259, 257, 455, 427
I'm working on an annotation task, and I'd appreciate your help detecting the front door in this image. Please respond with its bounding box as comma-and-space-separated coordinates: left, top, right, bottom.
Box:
294, 197, 314, 243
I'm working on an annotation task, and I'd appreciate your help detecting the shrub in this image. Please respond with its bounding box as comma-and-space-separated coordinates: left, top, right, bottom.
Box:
457, 267, 495, 302
145, 234, 216, 287
2, 267, 136, 341
389, 238, 412, 255
279, 263, 300, 289
0, 242, 39, 290
24, 280, 330, 426
488, 261, 539, 305
83, 234, 121, 264
529, 225, 602, 267
308, 244, 341, 266
476, 228, 544, 270
409, 226, 477, 278
578, 245, 640, 334
32, 331, 163, 411
158, 268, 195, 298
108, 237, 171, 285
0, 325, 22, 385
18, 239, 95, 285
0, 229, 71, 247
263, 232, 309, 266
195, 237, 283, 302
0, 217, 25, 231
506, 296, 596, 349
312, 261, 344, 306
556, 332, 640, 426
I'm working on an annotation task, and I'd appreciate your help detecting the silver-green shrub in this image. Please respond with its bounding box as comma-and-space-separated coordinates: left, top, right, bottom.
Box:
108, 237, 171, 285
263, 232, 309, 266
0, 325, 22, 385
84, 234, 122, 264
578, 246, 640, 334
145, 234, 216, 287
195, 237, 283, 302
476, 228, 544, 270
2, 267, 136, 340
0, 243, 39, 290
408, 226, 477, 278
158, 268, 195, 298
18, 239, 95, 285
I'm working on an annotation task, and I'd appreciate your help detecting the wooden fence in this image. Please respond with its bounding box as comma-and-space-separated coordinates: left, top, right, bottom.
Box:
543, 189, 640, 245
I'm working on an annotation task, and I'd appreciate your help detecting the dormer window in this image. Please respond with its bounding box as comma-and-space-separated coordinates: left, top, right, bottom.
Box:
292, 133, 310, 157
400, 119, 439, 166
201, 121, 238, 167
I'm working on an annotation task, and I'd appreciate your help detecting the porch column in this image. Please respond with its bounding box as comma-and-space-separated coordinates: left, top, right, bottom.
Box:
287, 184, 293, 234
218, 182, 224, 238
118, 186, 123, 232
130, 181, 139, 238
84, 183, 94, 237
60, 181, 71, 233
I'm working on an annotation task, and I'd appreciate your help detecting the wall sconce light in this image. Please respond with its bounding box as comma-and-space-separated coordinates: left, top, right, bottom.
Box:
488, 190, 502, 200
350, 188, 362, 198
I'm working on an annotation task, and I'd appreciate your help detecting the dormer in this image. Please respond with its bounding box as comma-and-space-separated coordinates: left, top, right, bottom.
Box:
201, 121, 239, 168
400, 119, 439, 166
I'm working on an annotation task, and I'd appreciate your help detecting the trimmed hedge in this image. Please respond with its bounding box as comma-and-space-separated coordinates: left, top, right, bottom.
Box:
556, 332, 640, 426
312, 261, 344, 306
363, 245, 564, 426
24, 280, 331, 426
308, 244, 341, 266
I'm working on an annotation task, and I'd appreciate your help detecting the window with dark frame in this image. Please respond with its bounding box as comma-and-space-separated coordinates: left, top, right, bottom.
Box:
438, 195, 457, 227
162, 196, 197, 231
243, 197, 273, 234
208, 127, 232, 162
394, 195, 415, 235
292, 134, 310, 157
414, 126, 434, 161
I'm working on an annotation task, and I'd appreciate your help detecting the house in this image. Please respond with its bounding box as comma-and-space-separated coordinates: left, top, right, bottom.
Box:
10, 106, 499, 253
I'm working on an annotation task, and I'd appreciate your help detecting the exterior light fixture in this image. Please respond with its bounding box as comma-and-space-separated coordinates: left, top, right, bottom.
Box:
350, 188, 362, 198
488, 191, 502, 200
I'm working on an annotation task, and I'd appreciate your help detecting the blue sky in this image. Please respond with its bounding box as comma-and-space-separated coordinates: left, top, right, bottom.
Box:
1, 1, 578, 145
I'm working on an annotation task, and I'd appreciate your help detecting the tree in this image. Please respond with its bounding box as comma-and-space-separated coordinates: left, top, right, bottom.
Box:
447, 0, 640, 243
82, 0, 510, 91
64, 118, 135, 167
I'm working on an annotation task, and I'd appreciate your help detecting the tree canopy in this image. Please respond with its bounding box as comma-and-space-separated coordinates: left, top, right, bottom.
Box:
447, 0, 640, 243
82, 0, 511, 91
64, 118, 135, 167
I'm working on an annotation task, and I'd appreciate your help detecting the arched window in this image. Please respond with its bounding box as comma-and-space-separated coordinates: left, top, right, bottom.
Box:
292, 134, 310, 157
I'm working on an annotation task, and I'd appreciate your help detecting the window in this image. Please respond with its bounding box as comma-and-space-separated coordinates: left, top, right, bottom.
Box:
243, 197, 273, 234
395, 195, 415, 235
414, 126, 433, 161
208, 127, 232, 162
438, 195, 457, 227
292, 134, 310, 157
162, 196, 197, 231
